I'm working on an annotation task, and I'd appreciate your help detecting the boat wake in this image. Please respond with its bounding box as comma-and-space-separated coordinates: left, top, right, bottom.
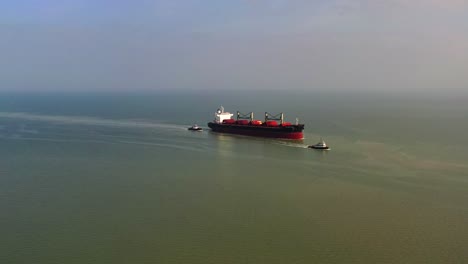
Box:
0, 112, 212, 152
0, 112, 186, 130
273, 141, 309, 149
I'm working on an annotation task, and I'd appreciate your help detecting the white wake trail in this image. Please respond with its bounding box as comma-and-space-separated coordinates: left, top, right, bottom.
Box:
0, 112, 185, 130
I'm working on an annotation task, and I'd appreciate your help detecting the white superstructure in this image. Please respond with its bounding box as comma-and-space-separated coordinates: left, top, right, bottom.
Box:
214, 106, 233, 123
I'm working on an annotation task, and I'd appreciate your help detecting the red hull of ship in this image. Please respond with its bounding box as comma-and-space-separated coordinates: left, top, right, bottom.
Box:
208, 122, 304, 140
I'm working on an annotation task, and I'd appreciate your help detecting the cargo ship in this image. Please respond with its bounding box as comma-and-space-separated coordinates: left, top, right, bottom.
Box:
207, 107, 304, 139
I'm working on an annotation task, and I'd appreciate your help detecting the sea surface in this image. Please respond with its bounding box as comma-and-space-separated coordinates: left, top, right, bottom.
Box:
1, 91, 467, 263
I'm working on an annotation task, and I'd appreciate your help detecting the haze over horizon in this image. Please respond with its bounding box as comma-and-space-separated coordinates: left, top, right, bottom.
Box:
1, 0, 467, 94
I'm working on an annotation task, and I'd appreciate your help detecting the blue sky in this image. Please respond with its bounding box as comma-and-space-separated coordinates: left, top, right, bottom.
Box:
1, 0, 467, 92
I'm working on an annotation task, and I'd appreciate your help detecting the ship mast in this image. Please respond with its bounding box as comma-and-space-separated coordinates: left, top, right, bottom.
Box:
265, 112, 284, 124
237, 111, 254, 121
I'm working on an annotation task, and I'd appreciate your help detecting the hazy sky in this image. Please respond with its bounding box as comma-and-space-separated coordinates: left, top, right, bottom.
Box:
1, 0, 467, 92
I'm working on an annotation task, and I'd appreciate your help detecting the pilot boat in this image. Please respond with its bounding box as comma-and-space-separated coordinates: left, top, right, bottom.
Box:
309, 138, 330, 150
188, 124, 203, 131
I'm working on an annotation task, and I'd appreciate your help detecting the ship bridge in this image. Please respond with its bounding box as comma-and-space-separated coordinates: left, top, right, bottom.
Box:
214, 106, 233, 123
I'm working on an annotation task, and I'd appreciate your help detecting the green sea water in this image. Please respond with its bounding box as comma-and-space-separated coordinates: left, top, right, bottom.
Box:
1, 91, 467, 263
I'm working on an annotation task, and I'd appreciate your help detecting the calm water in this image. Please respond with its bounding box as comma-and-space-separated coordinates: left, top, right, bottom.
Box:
1, 91, 467, 263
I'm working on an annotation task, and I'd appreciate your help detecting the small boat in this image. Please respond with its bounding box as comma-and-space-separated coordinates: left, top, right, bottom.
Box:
188, 124, 203, 131
308, 138, 330, 150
